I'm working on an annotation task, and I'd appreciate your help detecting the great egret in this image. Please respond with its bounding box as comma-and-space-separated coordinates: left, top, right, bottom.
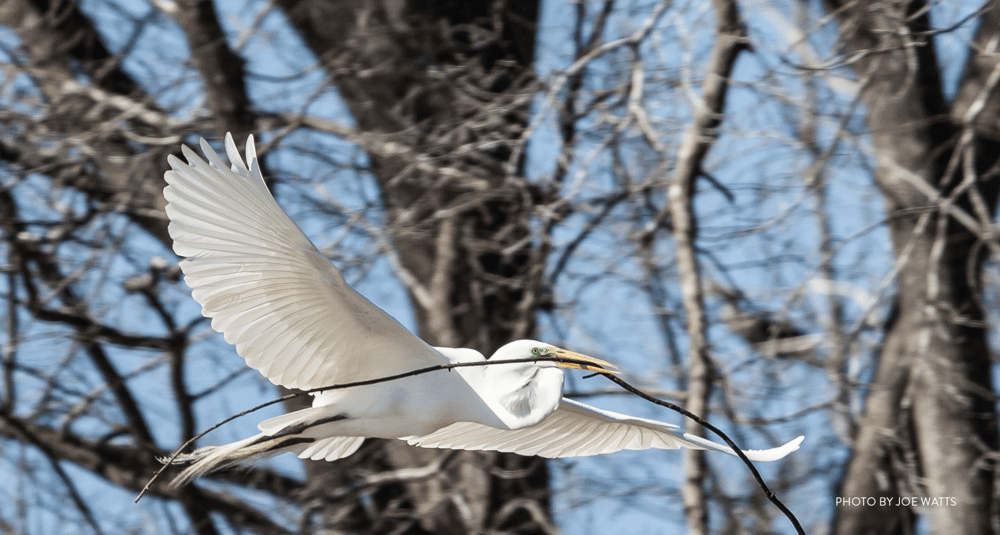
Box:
162, 133, 804, 485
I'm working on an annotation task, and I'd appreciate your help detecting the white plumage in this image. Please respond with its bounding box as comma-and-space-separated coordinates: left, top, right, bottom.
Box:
162, 134, 803, 485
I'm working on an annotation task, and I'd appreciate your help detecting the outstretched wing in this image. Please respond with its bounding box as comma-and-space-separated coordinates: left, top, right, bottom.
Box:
406, 398, 804, 461
164, 134, 444, 389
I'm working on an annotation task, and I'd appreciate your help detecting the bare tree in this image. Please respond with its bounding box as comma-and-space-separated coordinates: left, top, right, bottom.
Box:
1, 1, 998, 534
2, 0, 552, 533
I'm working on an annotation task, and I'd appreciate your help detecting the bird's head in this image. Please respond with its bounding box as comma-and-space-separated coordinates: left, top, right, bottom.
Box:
488, 339, 620, 374
525, 345, 621, 375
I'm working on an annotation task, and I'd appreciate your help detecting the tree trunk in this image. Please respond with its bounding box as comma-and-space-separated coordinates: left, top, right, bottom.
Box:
826, 2, 1000, 534
275, 1, 550, 533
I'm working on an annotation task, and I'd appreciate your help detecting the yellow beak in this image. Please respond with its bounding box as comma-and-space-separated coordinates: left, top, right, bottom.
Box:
550, 348, 620, 374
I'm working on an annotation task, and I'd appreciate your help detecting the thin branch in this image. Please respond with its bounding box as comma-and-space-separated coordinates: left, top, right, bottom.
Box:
507, 0, 671, 175
42, 450, 106, 535
0, 409, 294, 534
605, 375, 806, 535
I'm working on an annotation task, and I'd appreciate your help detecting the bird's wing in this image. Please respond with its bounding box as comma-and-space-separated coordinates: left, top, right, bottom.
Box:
164, 134, 445, 389
406, 398, 804, 461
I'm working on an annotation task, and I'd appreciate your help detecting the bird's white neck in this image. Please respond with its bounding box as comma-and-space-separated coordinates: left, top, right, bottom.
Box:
436, 346, 565, 430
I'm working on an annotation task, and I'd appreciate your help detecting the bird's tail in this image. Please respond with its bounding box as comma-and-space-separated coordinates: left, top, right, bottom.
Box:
162, 433, 309, 487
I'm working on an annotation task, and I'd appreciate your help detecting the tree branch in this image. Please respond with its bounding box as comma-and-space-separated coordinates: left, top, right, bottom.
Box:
173, 0, 256, 139
663, 1, 748, 533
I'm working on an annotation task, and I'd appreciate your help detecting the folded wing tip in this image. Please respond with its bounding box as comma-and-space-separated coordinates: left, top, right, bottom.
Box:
746, 434, 804, 462
679, 432, 805, 462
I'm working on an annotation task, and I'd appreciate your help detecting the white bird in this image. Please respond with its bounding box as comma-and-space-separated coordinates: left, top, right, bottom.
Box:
162, 133, 804, 485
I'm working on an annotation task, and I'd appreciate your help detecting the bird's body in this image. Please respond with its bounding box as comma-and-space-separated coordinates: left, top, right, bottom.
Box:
162, 134, 803, 485
260, 344, 546, 439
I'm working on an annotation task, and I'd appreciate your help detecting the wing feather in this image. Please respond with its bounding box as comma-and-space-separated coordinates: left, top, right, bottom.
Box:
407, 398, 804, 461
298, 436, 366, 461
164, 134, 445, 389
